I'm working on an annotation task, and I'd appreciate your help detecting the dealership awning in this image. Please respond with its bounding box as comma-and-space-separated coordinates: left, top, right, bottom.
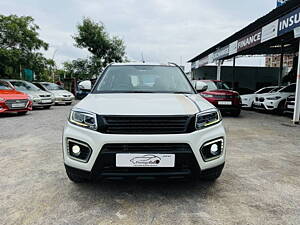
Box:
188, 0, 300, 123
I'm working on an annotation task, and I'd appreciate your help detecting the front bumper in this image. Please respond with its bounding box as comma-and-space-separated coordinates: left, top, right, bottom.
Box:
55, 96, 74, 104
63, 121, 226, 179
32, 98, 54, 107
0, 100, 32, 113
253, 100, 279, 111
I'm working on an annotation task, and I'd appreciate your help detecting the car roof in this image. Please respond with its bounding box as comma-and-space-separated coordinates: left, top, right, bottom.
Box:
110, 62, 176, 67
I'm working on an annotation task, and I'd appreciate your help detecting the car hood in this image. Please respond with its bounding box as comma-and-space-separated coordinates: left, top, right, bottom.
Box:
0, 89, 29, 100
241, 94, 254, 98
202, 90, 239, 96
74, 94, 215, 115
20, 90, 51, 97
262, 92, 291, 98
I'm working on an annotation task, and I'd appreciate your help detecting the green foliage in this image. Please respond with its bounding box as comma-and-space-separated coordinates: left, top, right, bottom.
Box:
0, 14, 52, 79
65, 17, 127, 79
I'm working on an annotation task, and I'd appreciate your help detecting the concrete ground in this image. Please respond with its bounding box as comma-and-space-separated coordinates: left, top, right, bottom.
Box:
0, 105, 299, 225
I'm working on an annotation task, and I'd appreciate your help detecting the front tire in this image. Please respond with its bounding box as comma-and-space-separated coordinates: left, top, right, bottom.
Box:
43, 105, 52, 109
17, 111, 28, 115
231, 109, 241, 117
66, 102, 72, 106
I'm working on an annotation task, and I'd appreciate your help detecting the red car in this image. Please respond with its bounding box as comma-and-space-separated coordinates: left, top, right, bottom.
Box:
197, 80, 241, 116
0, 80, 32, 115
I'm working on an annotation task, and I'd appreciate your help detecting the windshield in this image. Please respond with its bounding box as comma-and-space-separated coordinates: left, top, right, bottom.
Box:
279, 84, 296, 93
255, 87, 274, 94
0, 81, 13, 90
93, 65, 195, 94
270, 87, 282, 93
202, 81, 230, 91
42, 83, 64, 90
10, 81, 40, 91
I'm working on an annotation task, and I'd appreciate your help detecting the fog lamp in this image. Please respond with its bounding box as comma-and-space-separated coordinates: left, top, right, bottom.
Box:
72, 145, 81, 156
210, 144, 219, 156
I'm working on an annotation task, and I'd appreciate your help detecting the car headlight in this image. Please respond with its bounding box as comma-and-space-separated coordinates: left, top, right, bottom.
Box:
69, 109, 97, 130
201, 93, 214, 98
266, 96, 281, 100
0, 97, 5, 101
196, 109, 222, 130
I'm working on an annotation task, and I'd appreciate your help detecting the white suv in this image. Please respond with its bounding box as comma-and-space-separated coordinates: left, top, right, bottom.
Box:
63, 63, 226, 182
253, 83, 296, 114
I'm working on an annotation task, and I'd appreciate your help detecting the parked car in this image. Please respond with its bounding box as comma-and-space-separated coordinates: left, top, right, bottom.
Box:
75, 80, 91, 100
3, 80, 55, 109
285, 95, 295, 113
63, 63, 226, 183
193, 80, 241, 116
241, 86, 280, 109
0, 80, 32, 115
253, 83, 296, 114
33, 82, 74, 105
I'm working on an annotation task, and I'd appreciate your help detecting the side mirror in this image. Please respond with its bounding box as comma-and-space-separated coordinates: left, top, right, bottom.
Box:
193, 81, 208, 92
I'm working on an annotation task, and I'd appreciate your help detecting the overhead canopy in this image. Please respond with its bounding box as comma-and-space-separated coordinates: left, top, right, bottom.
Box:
189, 0, 300, 67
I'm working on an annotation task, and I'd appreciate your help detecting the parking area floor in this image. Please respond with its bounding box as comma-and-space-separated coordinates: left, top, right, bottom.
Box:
0, 105, 300, 225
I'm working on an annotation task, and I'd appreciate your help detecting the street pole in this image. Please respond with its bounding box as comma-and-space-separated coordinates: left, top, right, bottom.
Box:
293, 39, 300, 124
232, 57, 236, 89
217, 60, 222, 80
279, 43, 284, 86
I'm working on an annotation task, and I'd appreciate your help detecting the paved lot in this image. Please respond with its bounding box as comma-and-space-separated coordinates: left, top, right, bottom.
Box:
0, 104, 300, 225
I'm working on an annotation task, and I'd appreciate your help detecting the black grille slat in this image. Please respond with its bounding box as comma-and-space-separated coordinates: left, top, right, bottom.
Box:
97, 115, 195, 134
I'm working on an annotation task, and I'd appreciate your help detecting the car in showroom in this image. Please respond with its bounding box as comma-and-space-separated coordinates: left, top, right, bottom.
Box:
285, 95, 295, 113
192, 80, 241, 116
241, 86, 281, 109
3, 80, 55, 109
0, 80, 32, 115
33, 82, 74, 105
253, 83, 296, 114
63, 63, 226, 183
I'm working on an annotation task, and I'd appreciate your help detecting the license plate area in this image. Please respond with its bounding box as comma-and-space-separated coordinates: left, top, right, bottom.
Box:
218, 101, 232, 105
42, 99, 52, 103
11, 103, 26, 108
116, 153, 175, 168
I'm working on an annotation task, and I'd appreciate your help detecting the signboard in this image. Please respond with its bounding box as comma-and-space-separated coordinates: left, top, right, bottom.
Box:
294, 27, 300, 38
261, 20, 279, 43
237, 29, 262, 52
213, 45, 229, 60
278, 7, 300, 36
277, 0, 288, 7
229, 41, 238, 55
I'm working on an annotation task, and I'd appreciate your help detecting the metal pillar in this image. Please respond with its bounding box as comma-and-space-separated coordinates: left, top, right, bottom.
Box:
217, 60, 222, 80
232, 57, 236, 89
293, 40, 300, 124
278, 43, 284, 86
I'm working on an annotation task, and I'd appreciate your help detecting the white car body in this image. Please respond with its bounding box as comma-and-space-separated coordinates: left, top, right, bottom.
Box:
63, 63, 226, 182
241, 86, 279, 108
253, 84, 296, 112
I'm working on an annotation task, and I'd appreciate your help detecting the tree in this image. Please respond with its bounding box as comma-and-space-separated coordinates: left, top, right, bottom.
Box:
72, 18, 126, 72
0, 14, 52, 79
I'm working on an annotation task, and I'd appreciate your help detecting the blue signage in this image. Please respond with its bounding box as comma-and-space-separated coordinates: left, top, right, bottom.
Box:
278, 7, 300, 36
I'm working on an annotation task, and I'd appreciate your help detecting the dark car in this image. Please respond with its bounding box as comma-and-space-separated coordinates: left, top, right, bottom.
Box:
197, 80, 241, 116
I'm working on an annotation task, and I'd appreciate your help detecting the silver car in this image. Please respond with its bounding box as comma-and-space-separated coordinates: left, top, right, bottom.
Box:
33, 82, 75, 105
5, 80, 55, 109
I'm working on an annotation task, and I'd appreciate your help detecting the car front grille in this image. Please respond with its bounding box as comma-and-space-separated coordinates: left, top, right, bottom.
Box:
39, 94, 51, 98
214, 95, 234, 99
5, 99, 28, 109
91, 143, 200, 178
97, 115, 196, 134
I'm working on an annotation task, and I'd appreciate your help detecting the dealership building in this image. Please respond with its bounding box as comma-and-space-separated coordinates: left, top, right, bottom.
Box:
189, 0, 300, 123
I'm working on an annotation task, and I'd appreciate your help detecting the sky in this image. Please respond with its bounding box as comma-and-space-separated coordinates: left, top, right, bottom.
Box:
0, 0, 277, 71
